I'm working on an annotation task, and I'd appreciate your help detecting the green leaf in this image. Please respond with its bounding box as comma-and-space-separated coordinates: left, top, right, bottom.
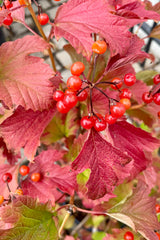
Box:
0, 196, 58, 240
92, 231, 106, 240
77, 169, 91, 194
136, 70, 158, 85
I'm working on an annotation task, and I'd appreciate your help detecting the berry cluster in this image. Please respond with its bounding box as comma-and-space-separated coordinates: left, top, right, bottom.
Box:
142, 74, 160, 118
0, 0, 13, 26
19, 165, 41, 182
53, 62, 88, 113
0, 165, 41, 205
53, 40, 136, 132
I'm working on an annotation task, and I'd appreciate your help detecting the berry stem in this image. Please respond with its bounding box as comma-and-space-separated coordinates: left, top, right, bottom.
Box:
94, 86, 119, 103
58, 211, 70, 238
129, 103, 146, 110
6, 181, 11, 193
95, 81, 121, 92
26, 2, 56, 72
87, 52, 96, 80
91, 54, 99, 82
76, 86, 89, 96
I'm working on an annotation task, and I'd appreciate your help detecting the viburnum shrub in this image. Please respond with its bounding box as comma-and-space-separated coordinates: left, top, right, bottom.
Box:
0, 0, 160, 239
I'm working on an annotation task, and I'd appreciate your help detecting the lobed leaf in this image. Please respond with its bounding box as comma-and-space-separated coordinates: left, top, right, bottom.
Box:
0, 35, 55, 111
72, 129, 132, 200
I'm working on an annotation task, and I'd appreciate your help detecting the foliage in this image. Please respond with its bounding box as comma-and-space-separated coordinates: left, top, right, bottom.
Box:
0, 0, 160, 239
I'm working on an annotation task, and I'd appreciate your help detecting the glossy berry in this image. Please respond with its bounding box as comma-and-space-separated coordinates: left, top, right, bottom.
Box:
37, 13, 49, 25
124, 73, 136, 86
65, 89, 75, 95
156, 232, 160, 240
153, 74, 160, 85
2, 172, 12, 183
80, 116, 94, 130
15, 188, 23, 195
77, 89, 88, 101
119, 88, 132, 99
56, 100, 70, 114
156, 204, 160, 213
0, 195, 4, 205
153, 93, 160, 105
94, 115, 107, 132
31, 173, 41, 182
3, 15, 13, 26
63, 93, 78, 109
4, 0, 13, 9
142, 92, 153, 104
110, 103, 126, 118
120, 98, 131, 110
53, 90, 64, 101
111, 77, 122, 90
92, 40, 107, 54
19, 165, 30, 176
124, 231, 134, 240
67, 76, 82, 91
105, 114, 117, 124
71, 62, 85, 76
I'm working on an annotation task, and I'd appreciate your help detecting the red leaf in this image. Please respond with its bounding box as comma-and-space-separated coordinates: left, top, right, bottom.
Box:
108, 181, 160, 240
108, 121, 160, 179
106, 35, 151, 75
0, 106, 56, 160
0, 35, 55, 111
54, 0, 131, 59
11, 0, 25, 23
0, 137, 20, 165
21, 150, 77, 204
72, 129, 132, 200
115, 0, 160, 26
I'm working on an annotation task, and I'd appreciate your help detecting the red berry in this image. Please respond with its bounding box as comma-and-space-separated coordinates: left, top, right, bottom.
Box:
156, 232, 160, 240
3, 15, 13, 25
63, 93, 78, 109
92, 40, 107, 54
119, 88, 132, 99
153, 93, 160, 105
31, 173, 41, 182
80, 116, 94, 130
19, 165, 30, 176
0, 195, 4, 205
94, 115, 107, 132
56, 100, 70, 113
124, 231, 134, 240
153, 74, 160, 85
156, 204, 160, 213
111, 77, 123, 90
77, 89, 88, 101
142, 92, 153, 104
37, 13, 49, 25
124, 73, 136, 86
2, 173, 12, 183
120, 98, 131, 110
53, 90, 64, 101
105, 114, 117, 124
65, 89, 75, 95
67, 76, 82, 91
110, 103, 126, 118
4, 0, 13, 9
71, 62, 85, 76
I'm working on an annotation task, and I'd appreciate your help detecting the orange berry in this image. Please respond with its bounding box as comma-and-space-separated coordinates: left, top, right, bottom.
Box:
15, 188, 23, 195
31, 173, 41, 182
0, 195, 4, 205
71, 62, 85, 76
120, 98, 131, 110
92, 40, 107, 54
